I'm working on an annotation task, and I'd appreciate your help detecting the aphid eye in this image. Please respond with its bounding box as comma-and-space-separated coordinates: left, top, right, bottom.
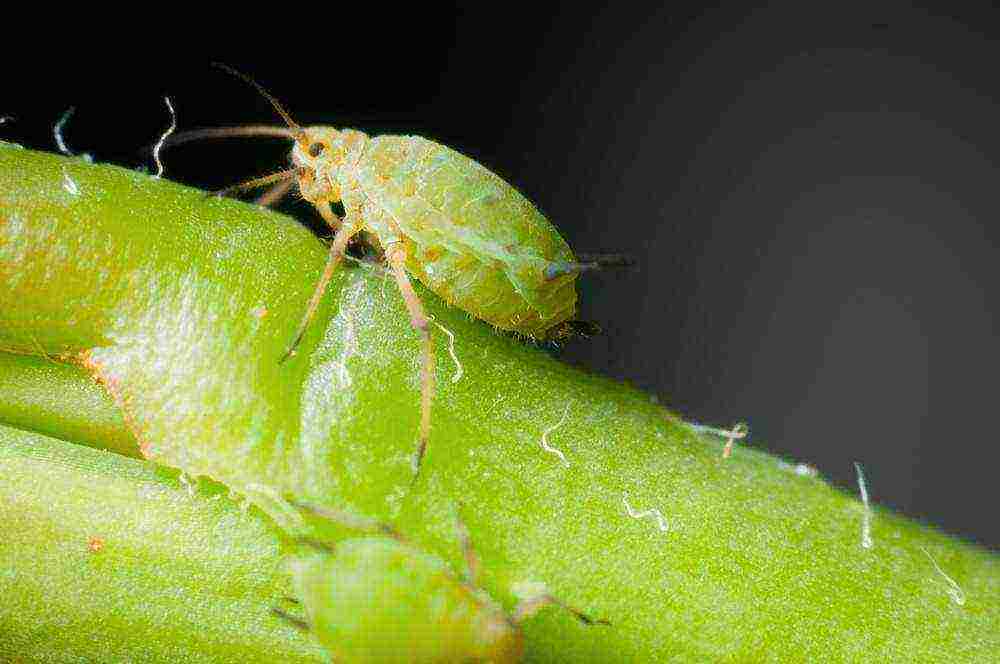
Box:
308, 142, 325, 157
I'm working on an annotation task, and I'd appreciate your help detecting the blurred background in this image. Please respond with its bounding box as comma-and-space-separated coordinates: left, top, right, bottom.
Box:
4, 4, 999, 548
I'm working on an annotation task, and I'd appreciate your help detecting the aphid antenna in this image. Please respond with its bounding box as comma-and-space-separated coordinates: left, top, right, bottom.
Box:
163, 124, 299, 149
211, 62, 308, 145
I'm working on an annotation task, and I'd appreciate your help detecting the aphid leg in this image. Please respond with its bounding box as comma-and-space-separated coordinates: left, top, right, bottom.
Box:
272, 607, 311, 633
280, 223, 359, 363
295, 538, 336, 553
314, 200, 342, 232
454, 505, 481, 586
210, 167, 303, 199
292, 501, 403, 540
254, 177, 295, 208
510, 593, 610, 627
385, 243, 436, 476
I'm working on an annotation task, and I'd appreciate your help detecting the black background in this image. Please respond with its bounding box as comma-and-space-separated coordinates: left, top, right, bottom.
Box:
4, 4, 999, 548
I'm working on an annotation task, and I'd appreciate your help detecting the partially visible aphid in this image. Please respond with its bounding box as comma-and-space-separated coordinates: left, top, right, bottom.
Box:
275, 503, 608, 663
167, 64, 630, 474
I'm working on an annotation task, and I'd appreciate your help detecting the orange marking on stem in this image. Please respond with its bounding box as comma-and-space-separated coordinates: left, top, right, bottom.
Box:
77, 349, 152, 458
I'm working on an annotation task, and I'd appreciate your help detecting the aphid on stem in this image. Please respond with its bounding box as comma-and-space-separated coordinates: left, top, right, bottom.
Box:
277, 502, 609, 663
166, 64, 630, 476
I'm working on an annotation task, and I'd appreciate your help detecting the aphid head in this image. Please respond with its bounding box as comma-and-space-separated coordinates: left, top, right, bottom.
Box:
291, 127, 340, 168
207, 65, 348, 204
166, 66, 375, 207
289, 127, 371, 205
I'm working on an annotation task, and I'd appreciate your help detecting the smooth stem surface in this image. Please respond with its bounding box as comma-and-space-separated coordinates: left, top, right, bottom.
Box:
0, 423, 327, 663
1, 144, 998, 661
0, 352, 137, 457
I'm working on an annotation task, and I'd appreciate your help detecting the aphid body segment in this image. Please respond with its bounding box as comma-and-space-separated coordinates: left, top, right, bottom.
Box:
287, 128, 584, 471
171, 65, 620, 473
278, 504, 607, 662
294, 128, 580, 338
290, 536, 523, 663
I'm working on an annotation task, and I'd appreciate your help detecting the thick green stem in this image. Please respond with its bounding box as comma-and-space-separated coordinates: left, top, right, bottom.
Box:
0, 423, 327, 663
0, 352, 137, 457
1, 144, 997, 661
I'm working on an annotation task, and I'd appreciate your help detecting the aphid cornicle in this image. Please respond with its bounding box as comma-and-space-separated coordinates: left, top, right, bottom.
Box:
170, 65, 623, 472
275, 504, 608, 663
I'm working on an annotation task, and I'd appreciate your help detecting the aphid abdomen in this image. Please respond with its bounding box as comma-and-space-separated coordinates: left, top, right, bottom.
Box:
401, 239, 554, 335
295, 538, 517, 663
357, 136, 579, 338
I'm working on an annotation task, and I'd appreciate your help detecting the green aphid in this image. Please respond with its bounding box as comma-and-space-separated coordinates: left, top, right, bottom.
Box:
168, 65, 627, 474
275, 504, 608, 664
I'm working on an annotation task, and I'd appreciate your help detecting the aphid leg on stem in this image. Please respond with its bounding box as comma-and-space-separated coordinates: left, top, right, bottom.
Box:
510, 593, 610, 627
292, 501, 403, 540
385, 243, 436, 477
454, 505, 481, 587
272, 607, 311, 632
280, 222, 359, 363
314, 200, 342, 232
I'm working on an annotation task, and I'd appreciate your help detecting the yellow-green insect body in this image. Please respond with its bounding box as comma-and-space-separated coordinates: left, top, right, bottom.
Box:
294, 128, 579, 338
171, 66, 613, 473
291, 536, 522, 663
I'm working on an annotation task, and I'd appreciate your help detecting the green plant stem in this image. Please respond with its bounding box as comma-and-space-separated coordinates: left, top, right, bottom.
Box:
1, 144, 997, 661
0, 423, 327, 663
0, 352, 137, 457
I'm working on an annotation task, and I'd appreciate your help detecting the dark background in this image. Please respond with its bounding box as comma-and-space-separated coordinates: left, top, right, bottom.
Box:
4, 4, 998, 548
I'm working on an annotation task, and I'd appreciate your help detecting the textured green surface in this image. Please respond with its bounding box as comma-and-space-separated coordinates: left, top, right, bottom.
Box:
0, 353, 136, 457
0, 145, 998, 662
0, 424, 328, 664
292, 537, 519, 663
